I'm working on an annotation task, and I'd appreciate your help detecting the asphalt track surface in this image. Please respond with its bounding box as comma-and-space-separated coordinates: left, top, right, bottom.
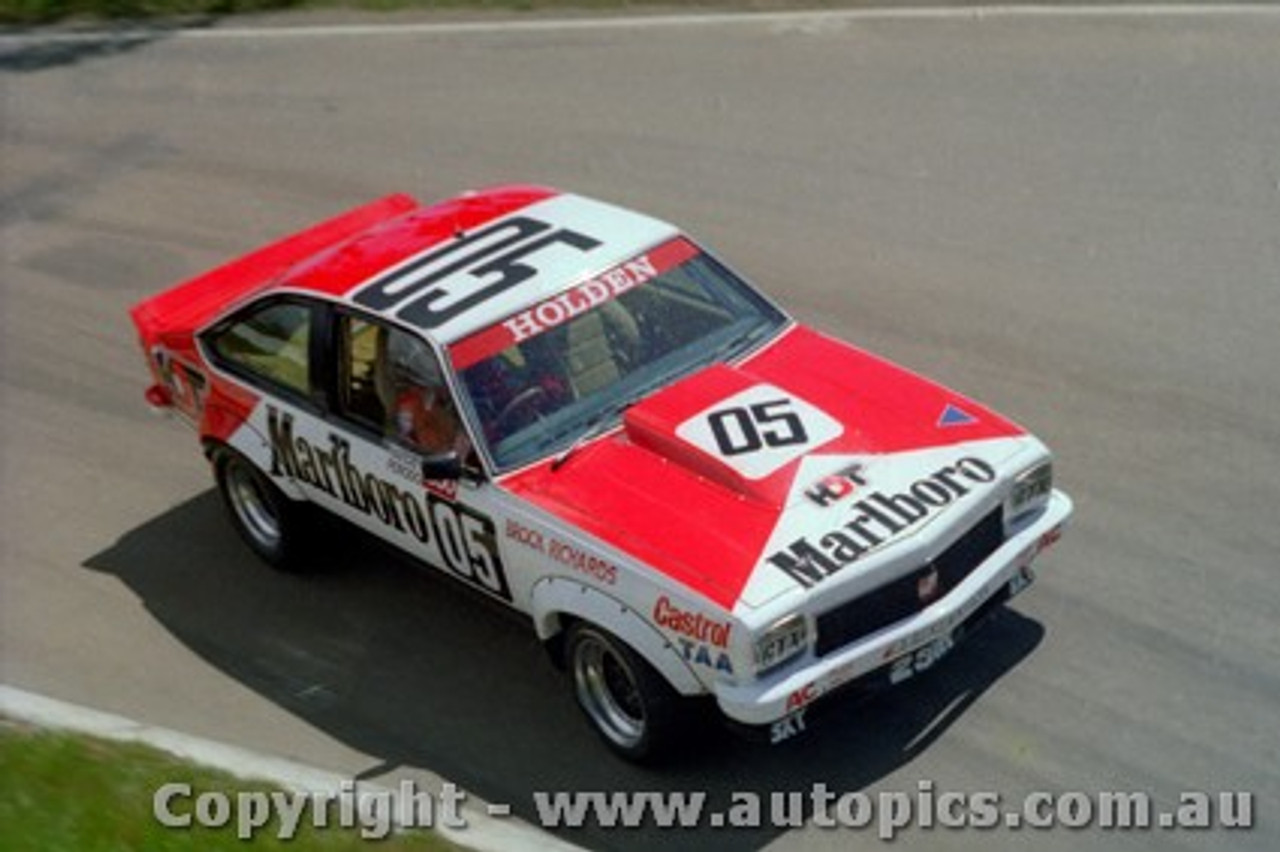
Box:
2, 7, 1278, 851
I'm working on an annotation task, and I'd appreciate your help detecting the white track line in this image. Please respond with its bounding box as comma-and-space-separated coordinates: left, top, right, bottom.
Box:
3, 5, 1279, 44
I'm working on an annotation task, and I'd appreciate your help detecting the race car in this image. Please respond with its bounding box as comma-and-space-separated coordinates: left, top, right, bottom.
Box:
130, 185, 1072, 761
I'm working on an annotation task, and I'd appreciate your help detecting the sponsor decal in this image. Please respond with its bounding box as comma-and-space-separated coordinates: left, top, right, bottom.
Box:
652, 596, 732, 647
653, 596, 733, 673
386, 448, 420, 483
424, 478, 460, 501
152, 348, 207, 415
547, 539, 619, 586
767, 456, 997, 588
450, 238, 699, 369
503, 520, 618, 585
769, 709, 807, 745
785, 683, 819, 712
505, 519, 545, 551
353, 215, 602, 329
1007, 564, 1035, 597
505, 254, 657, 341
1035, 524, 1063, 556
676, 386, 843, 480
804, 463, 867, 507
267, 406, 510, 601
938, 403, 978, 428
385, 448, 459, 501
676, 639, 734, 674
888, 634, 955, 685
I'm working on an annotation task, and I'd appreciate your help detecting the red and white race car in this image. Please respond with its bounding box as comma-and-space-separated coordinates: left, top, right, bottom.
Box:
131, 186, 1071, 761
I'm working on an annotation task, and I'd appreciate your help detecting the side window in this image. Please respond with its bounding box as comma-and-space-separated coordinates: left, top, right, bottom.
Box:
336, 315, 387, 432
208, 301, 312, 397
335, 316, 467, 457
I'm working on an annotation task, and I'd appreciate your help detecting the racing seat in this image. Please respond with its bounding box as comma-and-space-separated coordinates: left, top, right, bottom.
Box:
371, 326, 397, 432
563, 300, 641, 398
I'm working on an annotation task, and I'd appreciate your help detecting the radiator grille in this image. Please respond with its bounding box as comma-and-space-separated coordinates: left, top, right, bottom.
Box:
814, 508, 1005, 658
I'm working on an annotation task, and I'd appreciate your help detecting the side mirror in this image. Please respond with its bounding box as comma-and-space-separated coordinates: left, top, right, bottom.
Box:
421, 452, 463, 481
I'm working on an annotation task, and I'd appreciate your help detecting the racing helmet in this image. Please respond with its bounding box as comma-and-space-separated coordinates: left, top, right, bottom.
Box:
388, 332, 442, 388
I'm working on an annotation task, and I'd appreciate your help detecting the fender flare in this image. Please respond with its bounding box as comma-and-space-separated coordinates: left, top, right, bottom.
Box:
530, 577, 707, 697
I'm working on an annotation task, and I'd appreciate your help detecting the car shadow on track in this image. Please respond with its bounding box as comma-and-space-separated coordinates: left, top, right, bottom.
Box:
84, 490, 1044, 852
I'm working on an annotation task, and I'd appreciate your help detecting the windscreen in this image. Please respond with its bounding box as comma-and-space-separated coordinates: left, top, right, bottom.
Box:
450, 238, 787, 471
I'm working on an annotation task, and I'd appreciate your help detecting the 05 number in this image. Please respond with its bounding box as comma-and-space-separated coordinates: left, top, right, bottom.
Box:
355, 216, 601, 328
430, 502, 512, 601
708, 398, 809, 457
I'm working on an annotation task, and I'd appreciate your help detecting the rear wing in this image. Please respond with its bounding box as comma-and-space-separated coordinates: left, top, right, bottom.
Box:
129, 193, 419, 346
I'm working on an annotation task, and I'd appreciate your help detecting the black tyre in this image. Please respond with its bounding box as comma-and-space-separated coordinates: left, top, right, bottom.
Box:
213, 447, 310, 571
566, 622, 685, 763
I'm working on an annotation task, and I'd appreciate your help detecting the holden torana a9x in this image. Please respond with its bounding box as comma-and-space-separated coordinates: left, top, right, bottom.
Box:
131, 186, 1072, 761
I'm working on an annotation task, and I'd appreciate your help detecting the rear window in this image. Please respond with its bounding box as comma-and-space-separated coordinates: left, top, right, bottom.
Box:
207, 300, 312, 397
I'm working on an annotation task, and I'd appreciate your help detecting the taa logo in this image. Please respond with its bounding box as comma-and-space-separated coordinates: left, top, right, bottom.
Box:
677, 638, 733, 674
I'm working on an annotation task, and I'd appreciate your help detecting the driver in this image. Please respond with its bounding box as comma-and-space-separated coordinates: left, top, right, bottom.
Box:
465, 337, 571, 444
388, 333, 469, 457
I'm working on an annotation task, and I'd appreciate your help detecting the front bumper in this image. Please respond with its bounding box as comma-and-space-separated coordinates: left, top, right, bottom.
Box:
714, 489, 1073, 738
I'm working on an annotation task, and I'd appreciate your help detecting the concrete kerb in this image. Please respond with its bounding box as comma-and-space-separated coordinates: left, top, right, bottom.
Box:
0, 684, 585, 852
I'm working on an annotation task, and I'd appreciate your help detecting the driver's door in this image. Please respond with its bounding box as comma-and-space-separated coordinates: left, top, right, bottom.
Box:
315, 308, 514, 604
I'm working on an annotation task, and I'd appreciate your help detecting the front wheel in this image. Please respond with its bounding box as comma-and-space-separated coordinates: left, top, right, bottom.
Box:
213, 447, 310, 571
567, 623, 685, 763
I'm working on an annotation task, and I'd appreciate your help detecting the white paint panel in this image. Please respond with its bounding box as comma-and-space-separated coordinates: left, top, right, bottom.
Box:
675, 384, 844, 480
733, 437, 1035, 612
373, 193, 680, 344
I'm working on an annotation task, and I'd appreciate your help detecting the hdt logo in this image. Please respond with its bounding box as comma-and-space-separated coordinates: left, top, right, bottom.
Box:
804, 463, 867, 507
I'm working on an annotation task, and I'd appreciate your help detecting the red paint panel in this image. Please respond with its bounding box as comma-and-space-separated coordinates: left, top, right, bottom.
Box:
200, 382, 260, 446
742, 326, 1025, 452
500, 326, 1025, 610
503, 444, 779, 611
129, 186, 559, 342
129, 194, 420, 343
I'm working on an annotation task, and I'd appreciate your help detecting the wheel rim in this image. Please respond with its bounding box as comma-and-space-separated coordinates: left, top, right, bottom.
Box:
573, 631, 646, 750
226, 461, 282, 552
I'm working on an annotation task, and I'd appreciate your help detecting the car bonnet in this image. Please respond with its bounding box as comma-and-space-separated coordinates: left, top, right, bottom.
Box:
499, 325, 1032, 613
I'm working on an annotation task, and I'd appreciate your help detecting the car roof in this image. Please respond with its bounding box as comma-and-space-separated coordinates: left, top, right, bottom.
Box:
281, 185, 681, 345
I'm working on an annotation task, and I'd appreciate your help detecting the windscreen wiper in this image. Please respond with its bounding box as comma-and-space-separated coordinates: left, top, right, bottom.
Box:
549, 400, 633, 472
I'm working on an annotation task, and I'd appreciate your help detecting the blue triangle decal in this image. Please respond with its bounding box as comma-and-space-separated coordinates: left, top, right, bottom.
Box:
938, 403, 978, 428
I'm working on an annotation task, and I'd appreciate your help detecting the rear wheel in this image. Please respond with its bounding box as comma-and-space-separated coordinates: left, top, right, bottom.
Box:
213, 447, 310, 571
567, 622, 684, 763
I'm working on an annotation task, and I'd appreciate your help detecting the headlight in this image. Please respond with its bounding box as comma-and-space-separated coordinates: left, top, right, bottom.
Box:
754, 614, 809, 675
1006, 461, 1053, 524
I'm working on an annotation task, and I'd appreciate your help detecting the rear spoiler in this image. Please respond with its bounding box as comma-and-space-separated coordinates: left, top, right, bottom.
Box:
130, 193, 419, 345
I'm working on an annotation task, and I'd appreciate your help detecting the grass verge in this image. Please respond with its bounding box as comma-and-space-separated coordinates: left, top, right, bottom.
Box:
0, 721, 465, 852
